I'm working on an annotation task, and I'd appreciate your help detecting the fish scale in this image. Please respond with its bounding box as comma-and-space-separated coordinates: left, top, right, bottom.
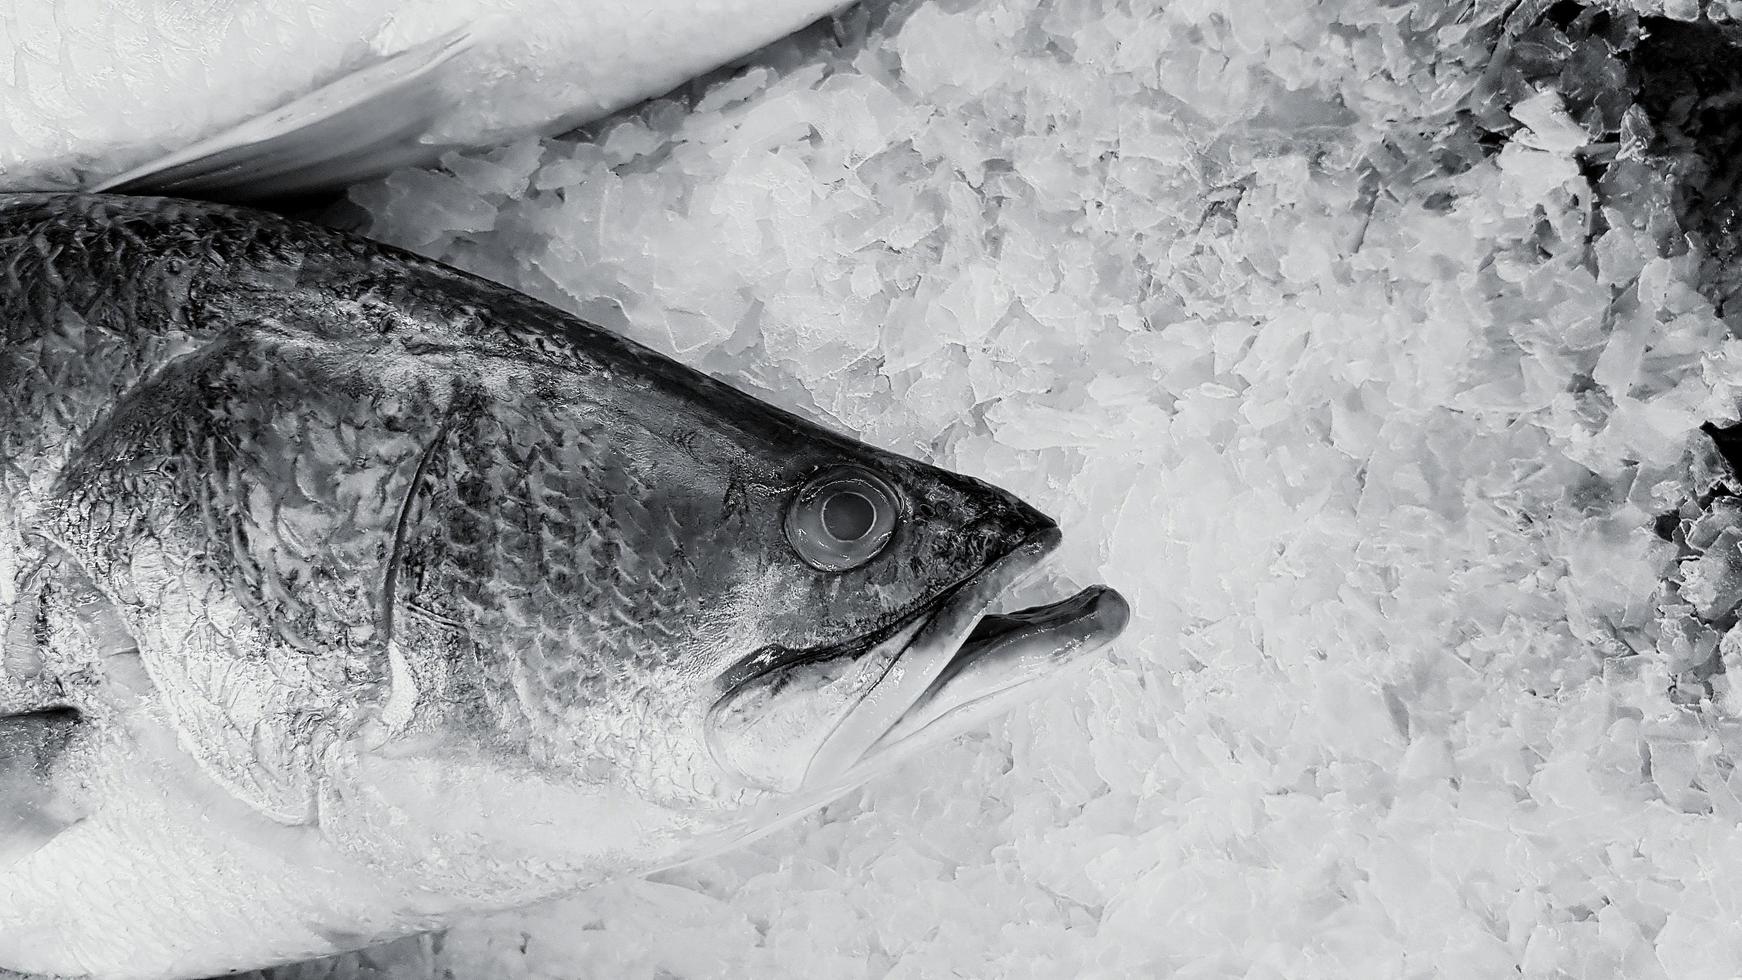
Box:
409, 396, 701, 783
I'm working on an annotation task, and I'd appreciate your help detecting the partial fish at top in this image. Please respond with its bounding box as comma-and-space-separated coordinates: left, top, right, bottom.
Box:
0, 0, 856, 200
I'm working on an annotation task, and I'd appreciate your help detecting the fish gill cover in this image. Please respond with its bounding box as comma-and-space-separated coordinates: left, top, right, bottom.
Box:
266, 0, 1742, 976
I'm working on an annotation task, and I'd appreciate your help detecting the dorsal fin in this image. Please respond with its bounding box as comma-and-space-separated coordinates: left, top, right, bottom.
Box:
91, 28, 475, 204
0, 707, 83, 871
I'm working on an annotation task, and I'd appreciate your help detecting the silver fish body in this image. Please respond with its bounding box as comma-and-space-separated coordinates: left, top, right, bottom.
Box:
0, 194, 1127, 979
1, 0, 852, 194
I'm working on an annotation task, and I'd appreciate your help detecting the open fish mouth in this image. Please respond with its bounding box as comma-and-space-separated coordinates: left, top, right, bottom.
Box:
706, 529, 1130, 794
805, 527, 1130, 786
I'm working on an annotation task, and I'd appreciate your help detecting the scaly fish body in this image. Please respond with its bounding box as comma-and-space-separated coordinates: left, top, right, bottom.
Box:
0, 0, 850, 192
0, 194, 1127, 979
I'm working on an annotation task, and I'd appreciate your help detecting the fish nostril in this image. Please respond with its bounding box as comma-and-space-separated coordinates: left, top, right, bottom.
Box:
1009, 498, 1059, 541
957, 506, 1060, 569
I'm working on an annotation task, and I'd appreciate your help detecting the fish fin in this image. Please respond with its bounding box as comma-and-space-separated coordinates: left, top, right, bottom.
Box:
5, 544, 144, 693
91, 28, 474, 204
0, 551, 140, 871
0, 708, 84, 871
1, 556, 50, 686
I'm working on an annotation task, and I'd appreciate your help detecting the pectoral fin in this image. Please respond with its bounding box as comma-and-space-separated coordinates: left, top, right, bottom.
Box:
92, 28, 474, 204
0, 708, 82, 871
2, 558, 49, 685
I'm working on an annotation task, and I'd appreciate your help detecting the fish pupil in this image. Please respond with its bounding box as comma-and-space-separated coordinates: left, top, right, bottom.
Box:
821, 490, 877, 541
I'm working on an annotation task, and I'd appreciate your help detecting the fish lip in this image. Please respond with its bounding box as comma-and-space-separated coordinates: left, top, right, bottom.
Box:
860, 584, 1130, 760
797, 526, 1125, 788
837, 524, 1064, 707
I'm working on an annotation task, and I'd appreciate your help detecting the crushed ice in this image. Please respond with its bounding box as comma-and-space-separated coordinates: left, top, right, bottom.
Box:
306, 0, 1742, 976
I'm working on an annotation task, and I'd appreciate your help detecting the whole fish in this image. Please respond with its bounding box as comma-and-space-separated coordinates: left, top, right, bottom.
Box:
0, 193, 1128, 980
1, 0, 853, 199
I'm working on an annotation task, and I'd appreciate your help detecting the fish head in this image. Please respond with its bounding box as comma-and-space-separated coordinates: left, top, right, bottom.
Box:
698, 450, 1077, 797
375, 321, 1127, 871
24, 280, 1126, 913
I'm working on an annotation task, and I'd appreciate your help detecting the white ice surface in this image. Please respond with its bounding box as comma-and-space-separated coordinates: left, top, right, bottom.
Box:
313, 0, 1742, 976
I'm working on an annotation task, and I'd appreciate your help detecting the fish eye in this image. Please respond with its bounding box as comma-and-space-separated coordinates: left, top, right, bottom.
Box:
822, 490, 877, 541
784, 467, 900, 572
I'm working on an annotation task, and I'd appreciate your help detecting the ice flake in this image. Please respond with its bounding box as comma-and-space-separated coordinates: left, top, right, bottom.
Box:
1680, 530, 1742, 620
1511, 89, 1591, 155
332, 0, 1742, 976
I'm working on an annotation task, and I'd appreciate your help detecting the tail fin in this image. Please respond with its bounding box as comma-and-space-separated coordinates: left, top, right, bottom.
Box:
93, 28, 474, 204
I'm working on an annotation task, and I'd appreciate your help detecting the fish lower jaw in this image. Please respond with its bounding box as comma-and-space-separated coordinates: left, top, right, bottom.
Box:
800, 530, 1129, 791
687, 574, 1127, 873
868, 584, 1129, 755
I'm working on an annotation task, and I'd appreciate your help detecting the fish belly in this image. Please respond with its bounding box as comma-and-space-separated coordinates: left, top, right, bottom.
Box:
0, 708, 408, 980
